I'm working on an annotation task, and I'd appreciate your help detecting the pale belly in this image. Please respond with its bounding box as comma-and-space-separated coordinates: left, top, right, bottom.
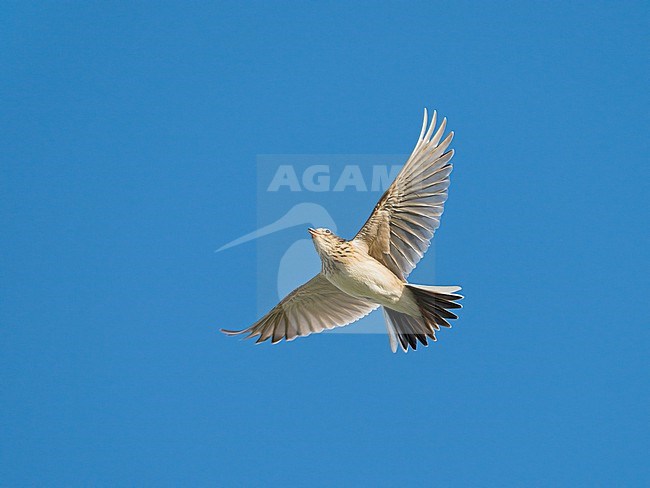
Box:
325, 255, 420, 316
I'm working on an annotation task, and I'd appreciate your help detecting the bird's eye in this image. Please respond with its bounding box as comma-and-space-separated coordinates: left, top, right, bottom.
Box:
325, 229, 331, 234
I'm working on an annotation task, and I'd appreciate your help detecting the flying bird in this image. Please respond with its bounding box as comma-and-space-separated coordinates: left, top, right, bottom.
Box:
222, 109, 462, 352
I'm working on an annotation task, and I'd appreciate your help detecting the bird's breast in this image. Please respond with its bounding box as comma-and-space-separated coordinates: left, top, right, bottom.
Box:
325, 254, 405, 307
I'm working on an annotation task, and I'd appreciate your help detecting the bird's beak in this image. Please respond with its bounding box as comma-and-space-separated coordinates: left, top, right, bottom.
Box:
308, 228, 316, 237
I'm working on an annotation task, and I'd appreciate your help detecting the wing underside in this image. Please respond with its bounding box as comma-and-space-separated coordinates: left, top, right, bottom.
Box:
222, 274, 378, 343
353, 109, 454, 280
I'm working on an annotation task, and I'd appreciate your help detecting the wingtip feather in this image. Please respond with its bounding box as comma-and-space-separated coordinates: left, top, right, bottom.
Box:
419, 108, 428, 141
220, 328, 246, 336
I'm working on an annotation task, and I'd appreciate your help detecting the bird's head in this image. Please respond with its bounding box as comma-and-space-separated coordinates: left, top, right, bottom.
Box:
308, 227, 345, 258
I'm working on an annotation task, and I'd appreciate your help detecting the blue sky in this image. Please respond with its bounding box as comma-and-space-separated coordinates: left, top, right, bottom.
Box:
1, 2, 648, 486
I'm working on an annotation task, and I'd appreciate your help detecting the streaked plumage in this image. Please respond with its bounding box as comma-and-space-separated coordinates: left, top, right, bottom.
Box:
222, 109, 463, 352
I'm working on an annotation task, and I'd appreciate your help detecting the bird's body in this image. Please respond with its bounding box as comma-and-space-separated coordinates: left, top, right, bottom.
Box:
314, 233, 419, 316
222, 109, 463, 352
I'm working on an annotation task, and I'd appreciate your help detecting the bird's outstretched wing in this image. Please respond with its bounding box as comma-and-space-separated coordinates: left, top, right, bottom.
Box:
221, 274, 378, 343
353, 109, 454, 280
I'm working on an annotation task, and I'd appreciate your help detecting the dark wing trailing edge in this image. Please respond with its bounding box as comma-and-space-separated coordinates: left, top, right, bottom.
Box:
221, 274, 378, 343
353, 109, 454, 280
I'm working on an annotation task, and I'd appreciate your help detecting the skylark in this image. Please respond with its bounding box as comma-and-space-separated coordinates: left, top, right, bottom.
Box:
222, 109, 462, 352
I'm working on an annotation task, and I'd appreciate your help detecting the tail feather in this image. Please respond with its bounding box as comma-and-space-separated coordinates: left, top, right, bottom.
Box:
383, 308, 432, 353
383, 284, 463, 353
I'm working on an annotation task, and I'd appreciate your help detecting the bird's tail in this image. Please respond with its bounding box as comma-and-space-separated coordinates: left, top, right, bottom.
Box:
383, 285, 463, 353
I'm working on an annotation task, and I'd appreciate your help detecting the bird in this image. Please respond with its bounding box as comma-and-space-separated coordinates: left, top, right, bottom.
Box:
221, 109, 462, 352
